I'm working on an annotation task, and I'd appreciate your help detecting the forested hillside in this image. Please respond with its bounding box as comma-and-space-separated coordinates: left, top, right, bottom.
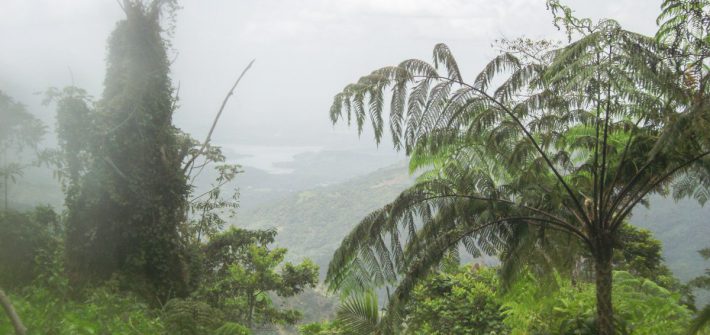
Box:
206, 150, 402, 211
237, 162, 412, 272
239, 162, 710, 303
632, 196, 710, 304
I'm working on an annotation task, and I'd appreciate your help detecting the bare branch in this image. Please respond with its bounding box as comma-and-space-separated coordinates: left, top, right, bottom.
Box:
183, 59, 255, 175
189, 179, 232, 203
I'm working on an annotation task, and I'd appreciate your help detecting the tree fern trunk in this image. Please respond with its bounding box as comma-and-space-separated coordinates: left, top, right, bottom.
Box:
595, 250, 614, 335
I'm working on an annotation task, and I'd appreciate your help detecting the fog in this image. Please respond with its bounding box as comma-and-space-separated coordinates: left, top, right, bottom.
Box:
1, 0, 658, 175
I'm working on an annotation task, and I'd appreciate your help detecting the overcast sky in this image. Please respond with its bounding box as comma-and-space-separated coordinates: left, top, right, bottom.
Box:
1, 0, 660, 156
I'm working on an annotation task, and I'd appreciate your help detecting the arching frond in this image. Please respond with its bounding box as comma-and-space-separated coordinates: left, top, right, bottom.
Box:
336, 291, 380, 335
688, 304, 710, 335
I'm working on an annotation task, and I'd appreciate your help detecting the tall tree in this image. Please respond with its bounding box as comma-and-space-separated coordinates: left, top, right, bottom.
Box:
62, 0, 189, 302
324, 2, 710, 334
48, 1, 252, 303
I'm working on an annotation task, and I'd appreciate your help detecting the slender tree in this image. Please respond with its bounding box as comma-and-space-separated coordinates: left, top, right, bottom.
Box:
0, 92, 46, 211
325, 2, 710, 334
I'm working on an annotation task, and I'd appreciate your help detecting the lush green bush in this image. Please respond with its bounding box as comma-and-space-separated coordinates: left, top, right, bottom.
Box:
298, 320, 342, 335
501, 271, 693, 335
0, 206, 60, 289
0, 272, 251, 335
199, 228, 318, 327
302, 266, 694, 334
404, 266, 509, 335
0, 286, 165, 335
0, 210, 313, 334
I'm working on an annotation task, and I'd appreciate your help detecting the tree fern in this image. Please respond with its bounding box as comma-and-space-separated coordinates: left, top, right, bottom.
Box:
325, 2, 710, 334
214, 322, 251, 335
163, 298, 224, 335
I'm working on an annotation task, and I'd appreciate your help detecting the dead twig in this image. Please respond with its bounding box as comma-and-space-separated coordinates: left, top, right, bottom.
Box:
183, 59, 255, 176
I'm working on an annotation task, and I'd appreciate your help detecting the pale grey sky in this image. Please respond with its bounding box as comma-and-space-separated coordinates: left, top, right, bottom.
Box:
0, 0, 659, 154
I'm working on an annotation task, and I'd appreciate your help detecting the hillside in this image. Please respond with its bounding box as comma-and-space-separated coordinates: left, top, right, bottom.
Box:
237, 163, 710, 305
235, 161, 413, 273
631, 196, 710, 304
233, 162, 413, 333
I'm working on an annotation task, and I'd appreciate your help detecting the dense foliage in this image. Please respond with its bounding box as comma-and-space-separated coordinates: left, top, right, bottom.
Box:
1, 285, 165, 335
0, 209, 317, 334
0, 207, 60, 290
0, 1, 316, 334
302, 265, 696, 335
688, 248, 710, 334
404, 266, 508, 335
502, 270, 692, 334
197, 228, 319, 328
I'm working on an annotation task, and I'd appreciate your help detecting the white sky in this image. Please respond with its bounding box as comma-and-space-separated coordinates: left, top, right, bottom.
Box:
0, 0, 659, 153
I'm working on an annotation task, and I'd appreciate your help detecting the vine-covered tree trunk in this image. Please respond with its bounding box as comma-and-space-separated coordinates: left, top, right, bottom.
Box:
64, 0, 189, 303
594, 245, 614, 335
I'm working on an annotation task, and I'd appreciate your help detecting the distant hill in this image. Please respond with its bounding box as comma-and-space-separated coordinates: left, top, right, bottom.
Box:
198, 149, 403, 211
237, 162, 710, 307
233, 162, 412, 334
234, 161, 413, 274
631, 195, 710, 305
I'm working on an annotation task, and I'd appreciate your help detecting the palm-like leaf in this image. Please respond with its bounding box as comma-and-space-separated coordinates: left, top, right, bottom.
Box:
689, 304, 710, 335
336, 291, 380, 335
